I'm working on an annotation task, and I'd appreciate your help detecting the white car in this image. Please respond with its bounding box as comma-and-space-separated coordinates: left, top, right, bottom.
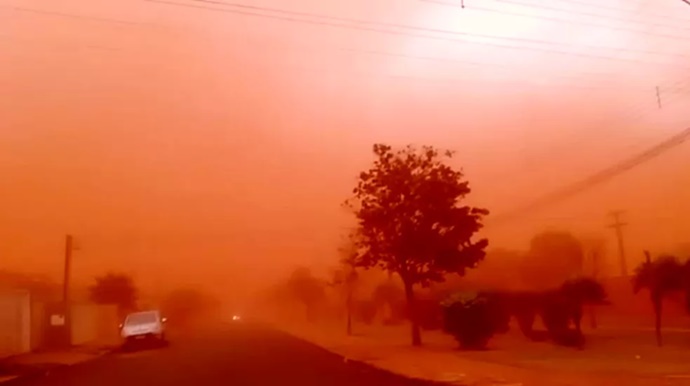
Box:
120, 310, 168, 345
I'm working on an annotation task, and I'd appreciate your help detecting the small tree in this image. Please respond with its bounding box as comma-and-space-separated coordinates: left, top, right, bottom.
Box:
522, 231, 584, 290
580, 236, 607, 328
632, 251, 684, 347
372, 280, 405, 324
559, 276, 608, 335
347, 144, 488, 346
89, 273, 137, 315
286, 267, 326, 322
441, 291, 507, 350
331, 232, 360, 335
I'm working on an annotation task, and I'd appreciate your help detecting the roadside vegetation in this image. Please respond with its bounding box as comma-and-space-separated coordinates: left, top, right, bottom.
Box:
261, 142, 690, 355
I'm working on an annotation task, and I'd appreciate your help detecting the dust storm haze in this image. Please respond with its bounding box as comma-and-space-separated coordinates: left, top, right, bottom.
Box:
1, 0, 689, 301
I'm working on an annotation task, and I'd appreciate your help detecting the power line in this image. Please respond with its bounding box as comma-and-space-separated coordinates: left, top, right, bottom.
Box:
0, 4, 159, 28
484, 84, 690, 183
481, 0, 690, 37
4, 33, 685, 97
489, 126, 690, 225
0, 17, 680, 90
422, 0, 690, 42
0, 33, 676, 94
143, 0, 690, 70
5, 4, 686, 94
8, 2, 690, 75
557, 0, 690, 24
7, 2, 688, 68
517, 81, 690, 169
194, 0, 690, 60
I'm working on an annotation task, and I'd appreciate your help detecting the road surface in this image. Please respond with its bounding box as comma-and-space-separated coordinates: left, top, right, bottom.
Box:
8, 323, 439, 386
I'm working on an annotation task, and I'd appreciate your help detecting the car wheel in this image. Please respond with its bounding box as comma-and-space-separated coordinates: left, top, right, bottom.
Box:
122, 337, 134, 351
159, 333, 169, 347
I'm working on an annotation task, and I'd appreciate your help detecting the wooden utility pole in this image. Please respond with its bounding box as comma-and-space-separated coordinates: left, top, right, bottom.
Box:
63, 234, 73, 303
608, 211, 628, 277
656, 86, 662, 109
62, 234, 74, 347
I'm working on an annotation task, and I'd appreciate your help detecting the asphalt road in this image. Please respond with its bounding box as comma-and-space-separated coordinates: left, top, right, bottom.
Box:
8, 323, 439, 386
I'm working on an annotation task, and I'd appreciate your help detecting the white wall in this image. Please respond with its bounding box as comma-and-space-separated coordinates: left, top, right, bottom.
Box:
0, 290, 31, 358
70, 304, 120, 346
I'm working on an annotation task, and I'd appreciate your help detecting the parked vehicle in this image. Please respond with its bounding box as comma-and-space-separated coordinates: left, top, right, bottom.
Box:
120, 310, 168, 347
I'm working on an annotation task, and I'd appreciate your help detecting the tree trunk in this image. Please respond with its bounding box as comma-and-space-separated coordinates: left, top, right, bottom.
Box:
573, 304, 583, 335
588, 305, 597, 329
346, 290, 353, 336
403, 281, 422, 346
653, 295, 663, 347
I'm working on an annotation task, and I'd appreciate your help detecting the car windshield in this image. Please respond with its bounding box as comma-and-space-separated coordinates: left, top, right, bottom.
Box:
125, 312, 158, 325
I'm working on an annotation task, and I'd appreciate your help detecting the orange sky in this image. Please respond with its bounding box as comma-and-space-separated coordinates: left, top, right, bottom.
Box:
1, 0, 689, 296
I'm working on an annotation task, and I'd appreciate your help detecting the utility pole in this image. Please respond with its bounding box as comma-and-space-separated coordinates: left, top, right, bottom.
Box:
62, 234, 74, 347
608, 211, 628, 277
589, 246, 601, 329
63, 234, 73, 304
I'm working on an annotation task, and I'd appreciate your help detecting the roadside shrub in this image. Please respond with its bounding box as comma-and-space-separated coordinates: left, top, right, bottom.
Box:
354, 300, 377, 325
541, 291, 585, 348
441, 291, 507, 350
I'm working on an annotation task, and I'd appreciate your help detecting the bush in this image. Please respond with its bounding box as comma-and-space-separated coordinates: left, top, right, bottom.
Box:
441, 291, 508, 350
354, 300, 377, 325
540, 291, 585, 348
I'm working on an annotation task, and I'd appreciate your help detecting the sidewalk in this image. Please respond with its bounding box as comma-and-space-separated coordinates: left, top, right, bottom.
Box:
0, 345, 114, 383
278, 321, 690, 386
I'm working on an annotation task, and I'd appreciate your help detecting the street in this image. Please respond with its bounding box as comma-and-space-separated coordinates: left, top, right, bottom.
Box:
7, 323, 439, 386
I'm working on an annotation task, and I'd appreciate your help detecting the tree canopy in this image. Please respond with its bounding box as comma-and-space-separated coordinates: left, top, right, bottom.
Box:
89, 272, 137, 314
522, 231, 584, 290
632, 251, 686, 346
286, 266, 326, 322
347, 143, 488, 345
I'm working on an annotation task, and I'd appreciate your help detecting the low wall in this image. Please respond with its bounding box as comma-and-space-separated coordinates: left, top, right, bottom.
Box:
0, 290, 31, 358
71, 304, 120, 346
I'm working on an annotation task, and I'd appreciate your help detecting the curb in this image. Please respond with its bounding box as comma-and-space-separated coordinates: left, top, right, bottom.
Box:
273, 327, 453, 386
0, 363, 68, 385
0, 347, 116, 385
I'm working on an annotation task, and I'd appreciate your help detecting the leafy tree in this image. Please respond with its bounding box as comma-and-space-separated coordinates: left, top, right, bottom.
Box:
347, 143, 488, 346
632, 251, 685, 347
559, 277, 608, 335
286, 267, 326, 322
580, 236, 607, 278
441, 291, 508, 350
522, 231, 584, 290
331, 266, 358, 334
372, 280, 405, 323
683, 259, 690, 313
579, 236, 607, 328
331, 232, 360, 335
89, 273, 137, 315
